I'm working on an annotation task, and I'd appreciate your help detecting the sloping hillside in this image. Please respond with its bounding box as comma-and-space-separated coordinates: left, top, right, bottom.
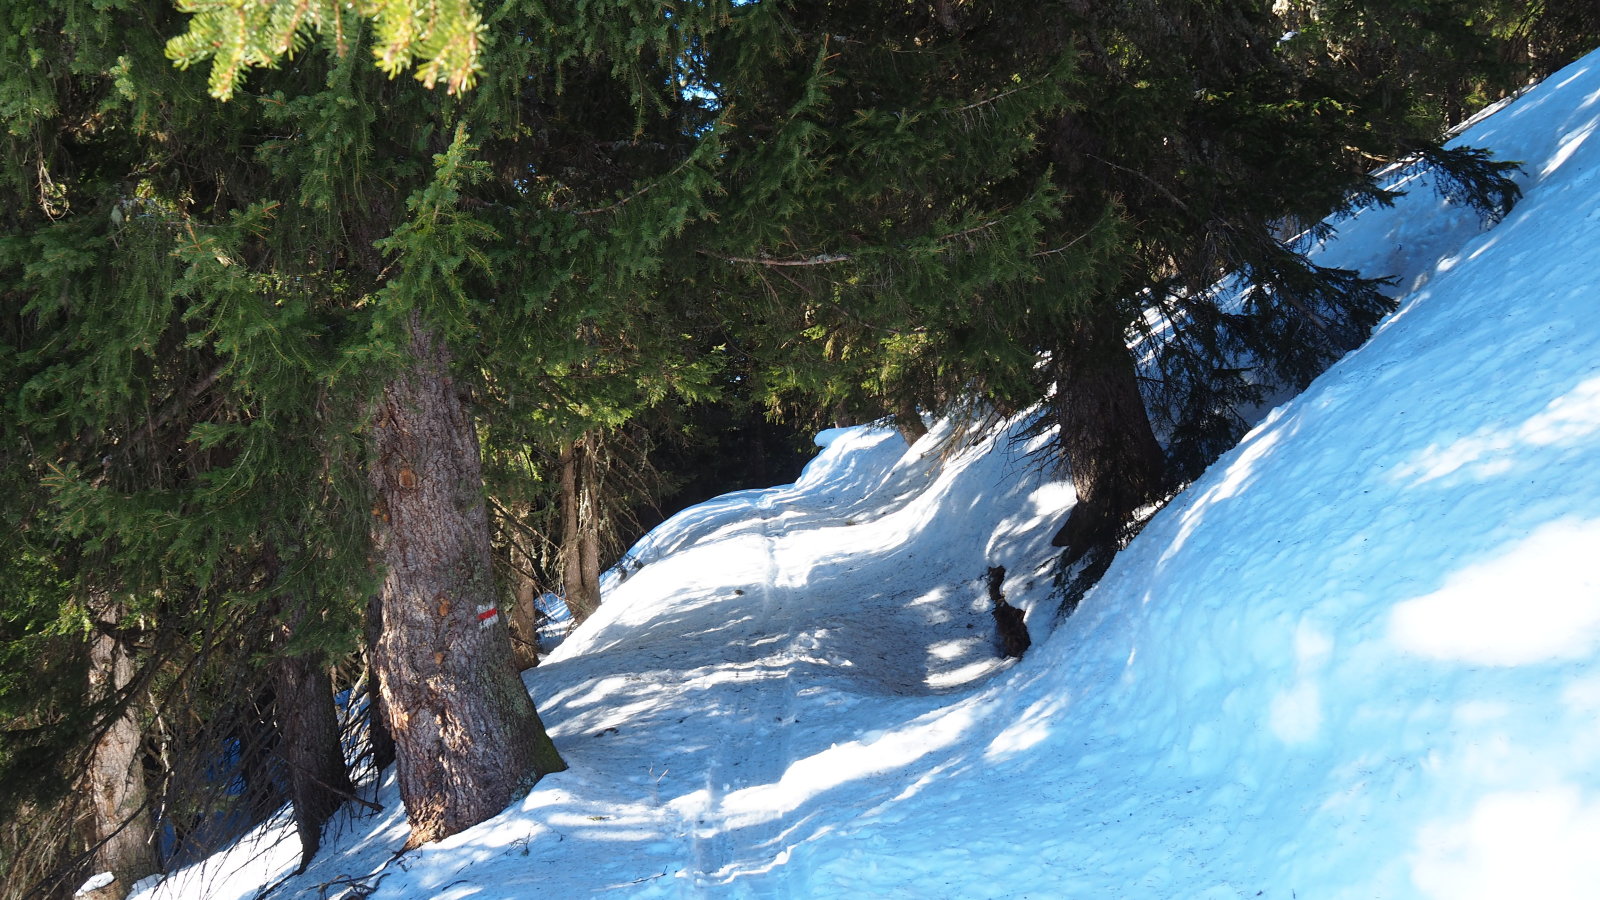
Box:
134, 48, 1600, 900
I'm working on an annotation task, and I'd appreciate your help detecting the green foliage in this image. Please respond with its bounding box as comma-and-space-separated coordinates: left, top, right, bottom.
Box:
4, 0, 740, 862
677, 0, 1541, 521
166, 0, 485, 100
678, 3, 1091, 429
1279, 0, 1600, 136
1418, 143, 1523, 223
0, 0, 1586, 889
0, 549, 83, 813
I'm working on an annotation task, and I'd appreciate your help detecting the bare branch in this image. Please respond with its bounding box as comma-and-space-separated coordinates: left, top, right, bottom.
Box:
709, 251, 853, 267
1033, 227, 1095, 258
1087, 154, 1191, 213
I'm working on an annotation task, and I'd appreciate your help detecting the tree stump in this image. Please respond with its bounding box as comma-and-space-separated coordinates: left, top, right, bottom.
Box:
987, 566, 1031, 658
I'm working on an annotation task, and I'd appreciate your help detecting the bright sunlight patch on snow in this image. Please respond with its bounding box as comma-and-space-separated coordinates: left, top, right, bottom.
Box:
1389, 518, 1600, 665
135, 48, 1600, 900
1411, 786, 1600, 899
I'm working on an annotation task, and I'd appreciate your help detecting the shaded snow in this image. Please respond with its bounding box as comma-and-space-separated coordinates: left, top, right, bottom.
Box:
135, 48, 1600, 900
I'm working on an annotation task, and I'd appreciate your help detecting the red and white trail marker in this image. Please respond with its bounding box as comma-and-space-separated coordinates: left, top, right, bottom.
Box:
476, 604, 500, 628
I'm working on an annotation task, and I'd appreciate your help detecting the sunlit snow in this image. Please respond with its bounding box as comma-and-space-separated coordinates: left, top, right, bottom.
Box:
134, 47, 1600, 900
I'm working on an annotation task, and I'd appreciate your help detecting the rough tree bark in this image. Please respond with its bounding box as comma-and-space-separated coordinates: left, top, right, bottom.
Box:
504, 533, 544, 672
1050, 310, 1167, 564
894, 396, 928, 446
368, 314, 565, 847
559, 439, 601, 621
269, 596, 356, 869
578, 525, 601, 616
83, 601, 155, 900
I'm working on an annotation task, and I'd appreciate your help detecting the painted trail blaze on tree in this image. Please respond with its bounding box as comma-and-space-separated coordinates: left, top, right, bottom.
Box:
369, 314, 564, 846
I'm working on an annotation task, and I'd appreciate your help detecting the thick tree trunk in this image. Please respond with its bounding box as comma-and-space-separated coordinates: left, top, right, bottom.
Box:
369, 315, 565, 847
270, 611, 355, 869
83, 605, 155, 900
894, 396, 928, 446
559, 440, 601, 621
1050, 310, 1167, 564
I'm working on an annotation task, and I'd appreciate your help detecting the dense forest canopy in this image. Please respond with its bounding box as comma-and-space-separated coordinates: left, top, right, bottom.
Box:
1, 1, 1593, 896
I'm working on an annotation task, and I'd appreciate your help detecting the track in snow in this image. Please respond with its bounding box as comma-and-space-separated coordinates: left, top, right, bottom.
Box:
680, 492, 799, 898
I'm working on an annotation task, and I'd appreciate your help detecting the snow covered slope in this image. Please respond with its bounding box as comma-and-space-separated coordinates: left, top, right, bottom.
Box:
134, 48, 1600, 900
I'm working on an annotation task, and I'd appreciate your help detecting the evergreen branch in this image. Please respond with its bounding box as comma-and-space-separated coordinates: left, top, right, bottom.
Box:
488, 496, 561, 561
571, 108, 732, 217
769, 264, 818, 299
1341, 145, 1389, 164
166, 0, 486, 100
491, 546, 551, 587
21, 791, 163, 900
143, 364, 228, 444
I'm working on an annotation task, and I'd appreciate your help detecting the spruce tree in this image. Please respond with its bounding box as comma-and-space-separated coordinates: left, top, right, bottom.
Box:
4, 0, 737, 862
0, 0, 1564, 890
685, 1, 1085, 433
682, 0, 1523, 574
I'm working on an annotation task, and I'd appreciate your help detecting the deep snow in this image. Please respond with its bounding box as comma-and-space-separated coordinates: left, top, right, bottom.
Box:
131, 47, 1600, 900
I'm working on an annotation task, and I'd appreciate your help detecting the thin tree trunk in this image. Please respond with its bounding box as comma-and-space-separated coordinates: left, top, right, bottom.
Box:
361, 592, 396, 775
270, 596, 355, 869
559, 442, 581, 616
369, 314, 565, 847
559, 439, 601, 621
233, 689, 283, 824
579, 515, 601, 620
83, 601, 155, 900
505, 526, 544, 672
1050, 310, 1167, 563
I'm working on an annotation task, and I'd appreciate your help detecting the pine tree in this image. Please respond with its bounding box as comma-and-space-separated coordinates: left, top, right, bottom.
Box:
263, 557, 357, 870
3, 0, 738, 863
682, 0, 1524, 575
0, 0, 1567, 889
367, 307, 562, 846
1278, 0, 1600, 133
684, 1, 1084, 434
